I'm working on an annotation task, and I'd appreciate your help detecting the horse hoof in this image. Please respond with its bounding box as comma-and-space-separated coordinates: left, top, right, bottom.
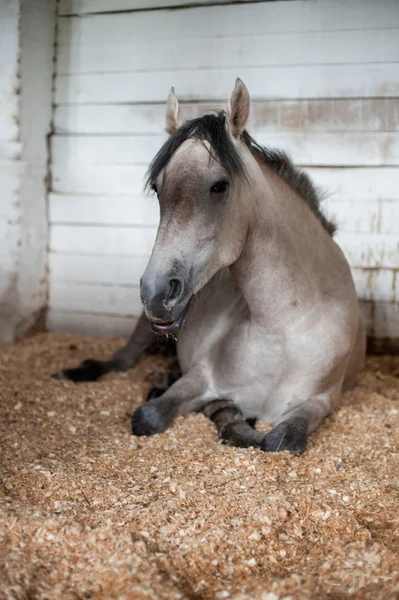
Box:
261, 417, 308, 454
52, 359, 110, 383
131, 402, 173, 436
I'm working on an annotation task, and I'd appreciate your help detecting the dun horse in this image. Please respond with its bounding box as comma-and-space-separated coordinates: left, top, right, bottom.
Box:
55, 80, 365, 454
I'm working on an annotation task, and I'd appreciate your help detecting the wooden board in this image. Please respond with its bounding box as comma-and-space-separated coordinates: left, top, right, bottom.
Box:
50, 0, 399, 339
49, 224, 157, 255
51, 164, 147, 195
47, 309, 136, 337
327, 198, 399, 235
53, 99, 399, 135
49, 252, 150, 285
335, 232, 399, 269
352, 268, 398, 304
59, 0, 257, 16
49, 193, 159, 226
51, 131, 399, 167
55, 63, 399, 104
49, 281, 142, 315
57, 29, 399, 74
58, 0, 399, 34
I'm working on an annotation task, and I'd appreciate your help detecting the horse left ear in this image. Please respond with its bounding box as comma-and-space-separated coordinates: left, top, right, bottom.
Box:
165, 87, 180, 135
227, 78, 250, 138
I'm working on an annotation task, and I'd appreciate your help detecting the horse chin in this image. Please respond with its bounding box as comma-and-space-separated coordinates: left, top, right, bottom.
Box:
150, 297, 192, 336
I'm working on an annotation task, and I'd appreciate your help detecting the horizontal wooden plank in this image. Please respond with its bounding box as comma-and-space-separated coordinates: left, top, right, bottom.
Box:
55, 63, 399, 104
352, 268, 398, 303
306, 168, 399, 201
49, 224, 156, 254
51, 164, 147, 194
361, 300, 399, 338
51, 165, 399, 199
46, 309, 136, 337
49, 252, 149, 284
335, 232, 399, 268
56, 29, 399, 75
327, 198, 399, 234
49, 193, 159, 226
59, 0, 253, 16
58, 1, 399, 37
51, 131, 399, 167
53, 99, 399, 136
49, 281, 142, 315
49, 251, 399, 304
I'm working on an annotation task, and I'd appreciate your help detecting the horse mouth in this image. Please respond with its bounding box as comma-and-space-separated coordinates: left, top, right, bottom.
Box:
150, 298, 192, 335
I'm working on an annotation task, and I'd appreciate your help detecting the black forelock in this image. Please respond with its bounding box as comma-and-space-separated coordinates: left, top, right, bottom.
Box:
145, 111, 246, 190
146, 110, 336, 237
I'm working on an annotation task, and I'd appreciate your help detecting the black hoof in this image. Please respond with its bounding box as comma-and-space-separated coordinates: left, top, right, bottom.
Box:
131, 401, 174, 436
261, 417, 308, 454
52, 359, 112, 383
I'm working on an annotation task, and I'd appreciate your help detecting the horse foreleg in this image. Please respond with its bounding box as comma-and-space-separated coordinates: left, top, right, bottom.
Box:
52, 312, 168, 382
203, 400, 266, 449
204, 400, 309, 454
132, 369, 209, 436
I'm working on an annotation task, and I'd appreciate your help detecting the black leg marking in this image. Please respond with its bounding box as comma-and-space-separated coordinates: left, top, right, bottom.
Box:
203, 400, 265, 449
132, 398, 176, 437
203, 401, 308, 454
146, 387, 167, 402
261, 417, 308, 455
52, 359, 115, 382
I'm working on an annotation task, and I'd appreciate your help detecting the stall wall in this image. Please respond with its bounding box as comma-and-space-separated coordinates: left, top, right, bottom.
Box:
48, 0, 399, 348
0, 0, 56, 344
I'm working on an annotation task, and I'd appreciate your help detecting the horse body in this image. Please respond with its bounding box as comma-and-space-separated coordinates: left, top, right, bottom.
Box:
174, 142, 364, 431
55, 80, 365, 453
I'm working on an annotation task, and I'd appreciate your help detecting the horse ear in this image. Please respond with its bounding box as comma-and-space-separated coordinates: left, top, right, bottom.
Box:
227, 78, 250, 138
165, 87, 180, 135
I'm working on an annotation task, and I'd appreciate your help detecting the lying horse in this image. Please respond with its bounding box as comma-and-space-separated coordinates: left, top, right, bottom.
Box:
54, 79, 365, 454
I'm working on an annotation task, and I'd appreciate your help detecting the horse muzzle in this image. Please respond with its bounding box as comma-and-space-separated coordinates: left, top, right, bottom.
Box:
140, 273, 192, 335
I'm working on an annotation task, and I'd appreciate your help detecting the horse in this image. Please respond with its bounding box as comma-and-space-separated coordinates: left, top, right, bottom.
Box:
54, 79, 366, 454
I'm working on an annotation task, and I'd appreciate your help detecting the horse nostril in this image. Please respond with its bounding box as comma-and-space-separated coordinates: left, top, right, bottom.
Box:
166, 278, 183, 306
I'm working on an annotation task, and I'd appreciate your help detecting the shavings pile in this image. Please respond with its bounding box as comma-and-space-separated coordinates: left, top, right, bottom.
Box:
0, 333, 398, 599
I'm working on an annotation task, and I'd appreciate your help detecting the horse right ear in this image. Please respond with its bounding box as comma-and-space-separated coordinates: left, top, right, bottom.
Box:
165, 87, 180, 135
227, 78, 250, 138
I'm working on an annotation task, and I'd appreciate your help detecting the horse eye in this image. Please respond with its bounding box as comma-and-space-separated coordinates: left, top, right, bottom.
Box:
210, 180, 229, 194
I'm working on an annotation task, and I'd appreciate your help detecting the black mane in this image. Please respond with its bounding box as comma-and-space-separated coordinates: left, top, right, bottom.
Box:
146, 111, 336, 237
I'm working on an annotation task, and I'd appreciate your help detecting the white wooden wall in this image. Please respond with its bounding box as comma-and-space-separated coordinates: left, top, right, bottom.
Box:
48, 0, 399, 346
0, 0, 56, 344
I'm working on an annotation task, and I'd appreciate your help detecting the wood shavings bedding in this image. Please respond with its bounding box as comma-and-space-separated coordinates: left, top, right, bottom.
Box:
0, 333, 398, 599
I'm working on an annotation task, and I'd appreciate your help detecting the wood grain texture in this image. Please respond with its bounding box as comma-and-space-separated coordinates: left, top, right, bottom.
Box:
51, 132, 399, 167
49, 0, 399, 338
56, 29, 399, 74
55, 63, 399, 104
53, 100, 399, 135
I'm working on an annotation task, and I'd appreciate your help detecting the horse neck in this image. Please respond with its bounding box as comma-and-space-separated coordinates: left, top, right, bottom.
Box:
230, 163, 331, 323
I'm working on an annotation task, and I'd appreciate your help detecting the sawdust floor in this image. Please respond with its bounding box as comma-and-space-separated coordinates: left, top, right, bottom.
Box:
1, 333, 399, 600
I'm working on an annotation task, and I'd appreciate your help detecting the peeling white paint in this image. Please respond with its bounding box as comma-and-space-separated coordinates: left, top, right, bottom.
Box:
0, 0, 56, 344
